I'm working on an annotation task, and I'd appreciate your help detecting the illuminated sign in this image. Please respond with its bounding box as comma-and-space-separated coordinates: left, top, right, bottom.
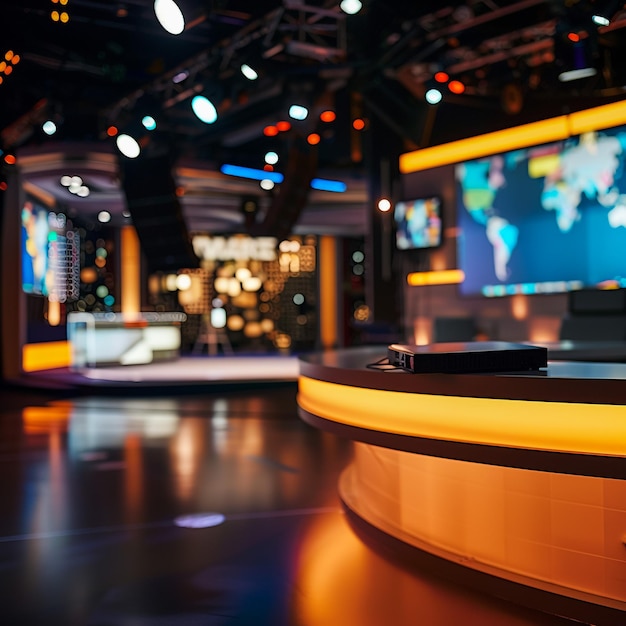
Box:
192, 235, 278, 261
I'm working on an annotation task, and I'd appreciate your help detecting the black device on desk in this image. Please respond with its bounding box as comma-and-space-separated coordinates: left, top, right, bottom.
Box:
387, 341, 548, 374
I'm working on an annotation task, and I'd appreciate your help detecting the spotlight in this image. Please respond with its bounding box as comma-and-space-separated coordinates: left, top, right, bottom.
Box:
153, 0, 185, 35
448, 80, 465, 94
191, 95, 218, 124
172, 70, 189, 83
264, 151, 279, 165
425, 88, 443, 104
378, 198, 392, 212
42, 120, 57, 136
340, 0, 362, 15
288, 104, 309, 120
260, 179, 275, 191
97, 211, 111, 223
240, 63, 258, 80
116, 133, 141, 158
141, 115, 157, 130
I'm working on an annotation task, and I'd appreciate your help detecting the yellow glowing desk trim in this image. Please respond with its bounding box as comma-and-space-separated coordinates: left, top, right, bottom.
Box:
399, 100, 626, 173
298, 376, 626, 457
22, 341, 71, 372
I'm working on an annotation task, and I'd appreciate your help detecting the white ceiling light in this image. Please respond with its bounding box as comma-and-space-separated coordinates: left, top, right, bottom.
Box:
240, 63, 258, 80
340, 0, 362, 15
425, 88, 443, 104
288, 104, 309, 120
116, 134, 141, 158
97, 211, 111, 223
264, 151, 279, 165
42, 120, 57, 136
191, 95, 218, 124
153, 0, 185, 35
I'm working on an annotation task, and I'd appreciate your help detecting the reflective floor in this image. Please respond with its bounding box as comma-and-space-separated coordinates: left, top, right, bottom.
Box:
0, 383, 577, 625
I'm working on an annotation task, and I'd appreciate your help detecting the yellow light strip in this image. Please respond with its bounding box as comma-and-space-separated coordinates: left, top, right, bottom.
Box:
568, 100, 626, 135
22, 341, 71, 372
298, 376, 626, 457
319, 235, 338, 350
121, 225, 141, 315
399, 100, 626, 173
407, 269, 465, 286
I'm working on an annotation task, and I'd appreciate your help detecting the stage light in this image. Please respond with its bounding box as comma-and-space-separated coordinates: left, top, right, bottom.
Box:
289, 104, 309, 120
141, 115, 157, 130
3, 154, 16, 165
567, 32, 580, 43
558, 39, 598, 82
263, 164, 274, 171
320, 110, 336, 122
434, 71, 449, 83
220, 164, 284, 183
97, 211, 111, 223
154, 0, 185, 35
307, 133, 321, 145
425, 88, 443, 104
340, 0, 362, 14
106, 125, 118, 137
42, 120, 57, 136
264, 151, 279, 164
240, 63, 258, 80
172, 70, 189, 83
377, 198, 391, 212
263, 125, 279, 136
260, 179, 275, 190
352, 118, 365, 130
310, 178, 347, 193
276, 120, 291, 131
592, 14, 610, 26
116, 133, 141, 158
191, 95, 217, 124
448, 80, 465, 94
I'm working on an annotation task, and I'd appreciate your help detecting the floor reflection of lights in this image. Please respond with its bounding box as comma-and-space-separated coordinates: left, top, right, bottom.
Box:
292, 511, 573, 626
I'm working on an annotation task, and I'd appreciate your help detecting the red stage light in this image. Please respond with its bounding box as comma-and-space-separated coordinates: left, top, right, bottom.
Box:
352, 118, 365, 130
276, 120, 291, 132
307, 133, 321, 145
264, 125, 279, 136
434, 71, 449, 83
106, 125, 118, 137
448, 80, 465, 94
4, 154, 16, 165
320, 110, 336, 122
567, 32, 580, 43
263, 164, 274, 171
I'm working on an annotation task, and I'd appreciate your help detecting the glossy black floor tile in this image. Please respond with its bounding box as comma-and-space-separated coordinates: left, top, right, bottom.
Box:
0, 385, 577, 625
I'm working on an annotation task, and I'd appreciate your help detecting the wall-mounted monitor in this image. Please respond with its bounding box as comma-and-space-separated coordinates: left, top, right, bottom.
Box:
21, 197, 77, 301
455, 125, 626, 297
394, 196, 443, 250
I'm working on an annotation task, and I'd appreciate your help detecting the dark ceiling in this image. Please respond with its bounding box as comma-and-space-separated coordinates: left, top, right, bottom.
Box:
2, 0, 626, 236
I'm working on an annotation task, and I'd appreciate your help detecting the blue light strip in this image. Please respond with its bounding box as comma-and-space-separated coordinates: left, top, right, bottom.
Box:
310, 178, 347, 193
220, 164, 284, 183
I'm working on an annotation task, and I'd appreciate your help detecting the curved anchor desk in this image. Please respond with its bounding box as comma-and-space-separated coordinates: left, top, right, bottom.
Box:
298, 346, 626, 625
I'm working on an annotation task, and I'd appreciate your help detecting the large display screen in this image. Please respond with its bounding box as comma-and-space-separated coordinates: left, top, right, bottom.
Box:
456, 125, 626, 297
394, 196, 443, 250
21, 198, 78, 301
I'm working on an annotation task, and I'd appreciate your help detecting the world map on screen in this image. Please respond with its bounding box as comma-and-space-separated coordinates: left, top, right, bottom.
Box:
456, 126, 626, 296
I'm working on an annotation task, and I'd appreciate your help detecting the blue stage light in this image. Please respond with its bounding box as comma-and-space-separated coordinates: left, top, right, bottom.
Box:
310, 178, 347, 193
220, 164, 284, 183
